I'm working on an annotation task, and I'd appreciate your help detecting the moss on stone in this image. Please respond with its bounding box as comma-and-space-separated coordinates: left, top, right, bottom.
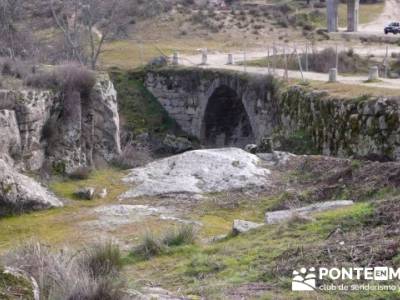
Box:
110, 68, 180, 136
386, 113, 399, 131
0, 267, 35, 300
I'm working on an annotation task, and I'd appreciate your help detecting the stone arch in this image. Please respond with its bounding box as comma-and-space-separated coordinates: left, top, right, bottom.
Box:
200, 85, 255, 147
327, 0, 359, 32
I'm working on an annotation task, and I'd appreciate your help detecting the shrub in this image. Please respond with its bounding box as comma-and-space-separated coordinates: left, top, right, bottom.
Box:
131, 232, 165, 259
80, 242, 123, 278
25, 63, 96, 97
162, 225, 196, 247
24, 69, 56, 89
0, 57, 31, 79
111, 143, 152, 170
68, 167, 93, 180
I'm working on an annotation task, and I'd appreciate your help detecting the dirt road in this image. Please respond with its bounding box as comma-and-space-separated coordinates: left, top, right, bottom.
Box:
178, 0, 400, 90
359, 0, 400, 33
180, 51, 400, 90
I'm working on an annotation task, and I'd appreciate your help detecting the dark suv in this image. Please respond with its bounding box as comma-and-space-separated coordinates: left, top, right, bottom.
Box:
385, 22, 400, 34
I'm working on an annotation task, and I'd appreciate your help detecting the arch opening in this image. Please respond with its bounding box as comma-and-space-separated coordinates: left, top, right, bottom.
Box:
201, 85, 255, 148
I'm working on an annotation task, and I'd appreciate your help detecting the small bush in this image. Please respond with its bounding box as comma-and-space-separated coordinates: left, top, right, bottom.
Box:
162, 225, 196, 247
131, 232, 165, 259
111, 143, 152, 170
0, 57, 31, 79
25, 63, 96, 97
69, 167, 92, 180
80, 242, 123, 278
25, 70, 56, 89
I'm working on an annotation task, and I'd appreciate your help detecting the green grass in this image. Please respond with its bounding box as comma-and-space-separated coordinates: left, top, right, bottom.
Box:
294, 80, 400, 98
0, 168, 126, 253
50, 168, 127, 201
124, 202, 376, 299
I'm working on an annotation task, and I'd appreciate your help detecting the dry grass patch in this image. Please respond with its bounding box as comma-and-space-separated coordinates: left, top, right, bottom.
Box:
338, 2, 385, 27
304, 80, 400, 98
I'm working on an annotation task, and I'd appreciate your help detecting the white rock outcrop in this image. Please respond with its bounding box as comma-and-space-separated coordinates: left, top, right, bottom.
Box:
0, 73, 121, 173
0, 159, 63, 214
0, 109, 21, 165
121, 148, 271, 199
91, 73, 121, 163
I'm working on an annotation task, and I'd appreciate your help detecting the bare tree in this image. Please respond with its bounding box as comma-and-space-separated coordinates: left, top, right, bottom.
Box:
50, 0, 130, 70
0, 0, 33, 58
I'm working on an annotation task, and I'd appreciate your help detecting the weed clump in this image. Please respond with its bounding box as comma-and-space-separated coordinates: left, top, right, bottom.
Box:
4, 241, 124, 299
80, 241, 123, 278
132, 232, 165, 260
131, 225, 196, 260
162, 224, 196, 247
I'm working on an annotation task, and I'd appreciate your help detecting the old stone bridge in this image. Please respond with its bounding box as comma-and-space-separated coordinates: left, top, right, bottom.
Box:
145, 68, 279, 148
145, 67, 400, 161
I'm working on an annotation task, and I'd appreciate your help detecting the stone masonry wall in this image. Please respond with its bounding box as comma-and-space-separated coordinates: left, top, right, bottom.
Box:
279, 86, 400, 161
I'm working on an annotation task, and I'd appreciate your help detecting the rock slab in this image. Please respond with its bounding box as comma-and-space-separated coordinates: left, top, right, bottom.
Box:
265, 200, 354, 224
121, 148, 271, 199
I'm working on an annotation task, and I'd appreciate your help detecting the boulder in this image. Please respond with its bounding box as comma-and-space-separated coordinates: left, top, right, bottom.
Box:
0, 159, 63, 216
74, 187, 95, 200
232, 219, 264, 235
97, 188, 108, 199
265, 200, 354, 224
121, 148, 271, 199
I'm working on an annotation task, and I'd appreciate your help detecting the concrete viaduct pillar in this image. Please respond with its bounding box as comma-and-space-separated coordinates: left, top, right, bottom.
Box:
327, 0, 338, 32
347, 0, 359, 32
327, 0, 359, 33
